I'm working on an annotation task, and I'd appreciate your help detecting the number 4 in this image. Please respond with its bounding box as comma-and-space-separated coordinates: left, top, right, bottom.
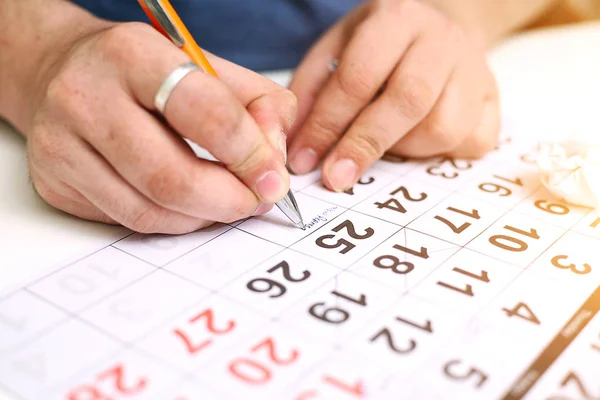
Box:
502, 302, 540, 325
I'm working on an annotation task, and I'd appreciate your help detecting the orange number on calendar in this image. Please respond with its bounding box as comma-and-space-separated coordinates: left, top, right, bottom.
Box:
173, 308, 236, 355
228, 337, 299, 384
67, 364, 147, 399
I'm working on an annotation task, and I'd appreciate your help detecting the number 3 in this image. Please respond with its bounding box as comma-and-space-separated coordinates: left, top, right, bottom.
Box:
552, 255, 591, 275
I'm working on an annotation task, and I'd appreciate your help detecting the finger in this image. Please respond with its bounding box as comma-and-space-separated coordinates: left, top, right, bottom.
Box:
102, 24, 289, 203
205, 51, 299, 154
389, 57, 487, 159
287, 17, 351, 141
246, 89, 298, 165
288, 2, 424, 175
448, 91, 501, 159
80, 98, 265, 222
30, 167, 117, 224
68, 137, 215, 234
321, 30, 457, 191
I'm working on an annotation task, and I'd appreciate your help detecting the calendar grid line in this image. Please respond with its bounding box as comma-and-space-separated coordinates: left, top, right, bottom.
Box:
112, 225, 235, 269
17, 231, 135, 294
3, 136, 600, 400
377, 179, 597, 396
22, 288, 223, 399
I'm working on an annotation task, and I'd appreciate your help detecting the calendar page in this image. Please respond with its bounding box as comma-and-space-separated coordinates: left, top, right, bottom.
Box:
1, 129, 599, 400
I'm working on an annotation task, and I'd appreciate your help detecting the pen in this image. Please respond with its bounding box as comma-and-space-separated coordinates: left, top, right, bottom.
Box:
137, 0, 305, 230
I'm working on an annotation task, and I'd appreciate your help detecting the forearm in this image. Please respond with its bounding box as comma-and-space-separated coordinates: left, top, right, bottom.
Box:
0, 0, 110, 134
424, 0, 560, 47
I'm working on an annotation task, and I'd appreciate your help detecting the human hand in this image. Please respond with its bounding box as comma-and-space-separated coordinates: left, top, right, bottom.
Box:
26, 22, 296, 234
288, 0, 500, 191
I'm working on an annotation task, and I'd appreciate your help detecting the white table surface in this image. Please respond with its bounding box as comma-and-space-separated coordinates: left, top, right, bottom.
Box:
1, 21, 600, 295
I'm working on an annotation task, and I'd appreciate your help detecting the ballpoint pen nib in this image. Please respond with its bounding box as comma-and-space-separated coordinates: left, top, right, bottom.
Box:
296, 221, 306, 231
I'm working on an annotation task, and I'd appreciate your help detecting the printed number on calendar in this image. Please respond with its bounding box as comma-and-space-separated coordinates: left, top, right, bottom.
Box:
227, 337, 299, 385
308, 289, 367, 325
373, 242, 429, 275
344, 176, 375, 195
548, 371, 598, 400
443, 360, 488, 389
427, 158, 472, 180
370, 314, 433, 355
316, 220, 374, 254
434, 206, 481, 234
489, 225, 540, 252
174, 308, 236, 355
374, 186, 427, 214
246, 261, 311, 299
67, 364, 147, 400
437, 266, 489, 297
551, 255, 592, 275
478, 175, 523, 197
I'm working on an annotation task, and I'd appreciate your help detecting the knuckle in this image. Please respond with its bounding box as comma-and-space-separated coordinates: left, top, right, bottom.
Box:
98, 22, 155, 65
28, 128, 69, 168
389, 75, 434, 120
308, 115, 345, 149
275, 89, 299, 127
145, 164, 193, 208
228, 142, 268, 174
348, 131, 386, 162
198, 91, 243, 144
335, 63, 377, 103
126, 206, 164, 234
426, 116, 466, 152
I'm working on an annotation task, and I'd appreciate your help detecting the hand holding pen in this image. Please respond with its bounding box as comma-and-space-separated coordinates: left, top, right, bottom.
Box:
138, 0, 304, 229
18, 2, 298, 234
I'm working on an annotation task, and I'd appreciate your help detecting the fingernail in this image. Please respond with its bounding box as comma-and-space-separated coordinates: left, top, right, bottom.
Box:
255, 171, 287, 203
278, 130, 288, 165
290, 148, 319, 175
253, 203, 274, 216
327, 158, 359, 192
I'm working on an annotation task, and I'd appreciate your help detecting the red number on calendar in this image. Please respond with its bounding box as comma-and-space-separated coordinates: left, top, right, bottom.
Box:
228, 337, 299, 385
67, 364, 147, 400
295, 376, 365, 399
173, 308, 236, 355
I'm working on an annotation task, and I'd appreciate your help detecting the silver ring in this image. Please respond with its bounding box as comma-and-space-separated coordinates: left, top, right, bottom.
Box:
328, 57, 339, 73
154, 62, 200, 114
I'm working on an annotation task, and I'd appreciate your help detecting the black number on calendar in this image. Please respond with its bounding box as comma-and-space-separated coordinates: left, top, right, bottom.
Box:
308, 289, 367, 325
443, 360, 488, 389
434, 207, 481, 234
502, 302, 540, 325
489, 225, 540, 252
373, 243, 429, 275
552, 255, 592, 275
547, 371, 598, 400
246, 261, 311, 298
535, 199, 570, 215
374, 186, 427, 213
370, 315, 433, 355
426, 158, 472, 179
370, 328, 416, 354
315, 220, 374, 254
437, 267, 489, 297
344, 176, 375, 195
478, 175, 524, 197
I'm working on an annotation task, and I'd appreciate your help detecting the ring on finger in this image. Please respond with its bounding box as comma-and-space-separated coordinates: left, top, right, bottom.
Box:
154, 61, 200, 114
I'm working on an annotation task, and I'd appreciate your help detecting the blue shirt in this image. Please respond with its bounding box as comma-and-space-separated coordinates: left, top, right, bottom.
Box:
71, 0, 361, 71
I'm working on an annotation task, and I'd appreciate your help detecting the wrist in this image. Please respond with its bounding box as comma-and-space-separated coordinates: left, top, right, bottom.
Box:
0, 0, 113, 134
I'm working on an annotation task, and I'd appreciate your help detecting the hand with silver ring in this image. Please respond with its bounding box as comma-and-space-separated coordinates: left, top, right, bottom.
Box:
14, 19, 296, 234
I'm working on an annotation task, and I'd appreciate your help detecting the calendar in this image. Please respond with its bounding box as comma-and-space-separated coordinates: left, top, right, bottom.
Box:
1, 129, 599, 400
